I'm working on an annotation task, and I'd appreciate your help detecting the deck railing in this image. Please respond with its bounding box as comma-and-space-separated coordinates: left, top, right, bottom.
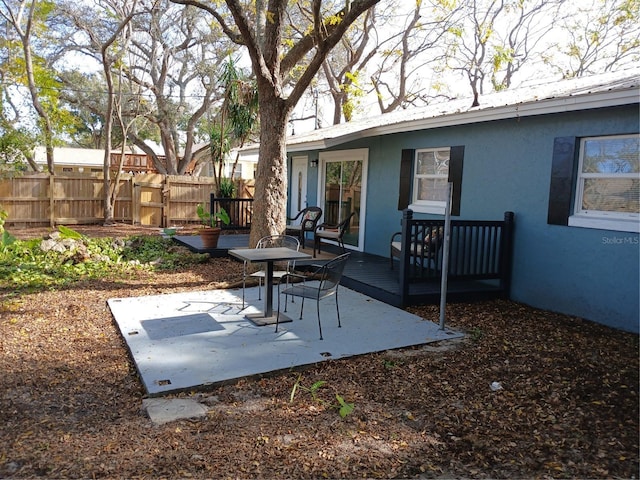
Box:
397, 209, 514, 306
210, 194, 254, 230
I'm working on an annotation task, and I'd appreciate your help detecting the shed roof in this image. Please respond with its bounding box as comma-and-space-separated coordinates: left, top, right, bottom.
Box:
243, 68, 639, 155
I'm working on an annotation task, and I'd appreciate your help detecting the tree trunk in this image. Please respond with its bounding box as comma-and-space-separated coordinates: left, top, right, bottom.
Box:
159, 123, 178, 175
21, 23, 55, 174
249, 94, 291, 248
102, 58, 115, 225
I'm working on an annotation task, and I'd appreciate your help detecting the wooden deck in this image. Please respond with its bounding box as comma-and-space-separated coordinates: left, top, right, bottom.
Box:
173, 234, 250, 258
173, 234, 506, 308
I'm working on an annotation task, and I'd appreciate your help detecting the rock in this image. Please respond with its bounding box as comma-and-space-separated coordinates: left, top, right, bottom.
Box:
141, 398, 209, 425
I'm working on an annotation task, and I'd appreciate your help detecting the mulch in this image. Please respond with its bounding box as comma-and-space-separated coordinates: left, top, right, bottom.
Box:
1, 225, 638, 479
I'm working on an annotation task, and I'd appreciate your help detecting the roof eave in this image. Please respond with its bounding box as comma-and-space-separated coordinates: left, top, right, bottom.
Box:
368, 88, 639, 138
242, 87, 639, 156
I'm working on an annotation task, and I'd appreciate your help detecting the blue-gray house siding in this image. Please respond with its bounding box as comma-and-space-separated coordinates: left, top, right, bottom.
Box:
287, 102, 639, 333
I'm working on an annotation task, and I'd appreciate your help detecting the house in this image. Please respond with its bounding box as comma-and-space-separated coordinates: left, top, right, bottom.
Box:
242, 68, 640, 333
191, 143, 258, 180
34, 147, 105, 175
34, 146, 167, 175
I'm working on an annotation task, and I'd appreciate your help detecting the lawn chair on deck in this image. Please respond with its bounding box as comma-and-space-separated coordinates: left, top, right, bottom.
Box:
313, 211, 356, 258
285, 207, 322, 249
390, 226, 443, 270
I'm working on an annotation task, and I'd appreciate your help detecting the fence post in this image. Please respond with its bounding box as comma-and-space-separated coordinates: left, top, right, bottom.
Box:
127, 176, 133, 224
132, 181, 140, 225
163, 176, 170, 228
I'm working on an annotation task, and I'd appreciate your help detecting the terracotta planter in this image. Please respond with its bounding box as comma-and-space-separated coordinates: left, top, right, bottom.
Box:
199, 227, 222, 248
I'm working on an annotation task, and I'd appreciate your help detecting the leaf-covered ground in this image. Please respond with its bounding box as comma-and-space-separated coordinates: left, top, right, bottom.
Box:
1, 225, 638, 479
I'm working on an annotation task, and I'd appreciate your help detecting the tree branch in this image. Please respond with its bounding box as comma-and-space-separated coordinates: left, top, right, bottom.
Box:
169, 0, 244, 44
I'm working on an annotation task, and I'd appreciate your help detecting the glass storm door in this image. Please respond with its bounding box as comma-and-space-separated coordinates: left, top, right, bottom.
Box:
319, 149, 367, 251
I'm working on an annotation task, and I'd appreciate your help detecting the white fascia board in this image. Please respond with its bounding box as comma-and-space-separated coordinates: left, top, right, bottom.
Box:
369, 92, 637, 137
286, 89, 639, 151
240, 87, 638, 156
286, 132, 361, 152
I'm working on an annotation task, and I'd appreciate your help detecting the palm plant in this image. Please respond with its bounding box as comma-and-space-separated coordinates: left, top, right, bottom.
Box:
210, 56, 259, 197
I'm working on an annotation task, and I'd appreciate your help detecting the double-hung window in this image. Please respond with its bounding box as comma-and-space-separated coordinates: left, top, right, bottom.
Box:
568, 134, 639, 232
226, 162, 243, 179
411, 147, 450, 214
399, 146, 464, 216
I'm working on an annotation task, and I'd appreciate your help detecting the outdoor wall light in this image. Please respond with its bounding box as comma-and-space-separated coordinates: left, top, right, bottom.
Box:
310, 159, 319, 167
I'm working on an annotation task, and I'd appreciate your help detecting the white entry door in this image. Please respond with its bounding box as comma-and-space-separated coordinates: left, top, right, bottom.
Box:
290, 156, 308, 217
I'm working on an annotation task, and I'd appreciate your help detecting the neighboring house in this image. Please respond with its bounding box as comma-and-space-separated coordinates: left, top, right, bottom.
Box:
33, 145, 190, 175
192, 143, 258, 180
34, 147, 106, 175
242, 68, 640, 333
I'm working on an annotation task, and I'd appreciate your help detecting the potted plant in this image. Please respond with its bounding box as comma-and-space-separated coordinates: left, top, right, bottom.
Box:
196, 203, 230, 248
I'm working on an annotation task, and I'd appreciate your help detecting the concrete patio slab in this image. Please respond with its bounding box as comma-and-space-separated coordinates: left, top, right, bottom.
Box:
108, 285, 462, 396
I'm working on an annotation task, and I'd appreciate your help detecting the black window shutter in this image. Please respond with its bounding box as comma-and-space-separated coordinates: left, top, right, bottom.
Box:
448, 146, 464, 216
398, 149, 414, 210
547, 137, 578, 225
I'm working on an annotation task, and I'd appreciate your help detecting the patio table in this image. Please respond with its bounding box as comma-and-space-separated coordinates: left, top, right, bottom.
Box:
229, 247, 311, 326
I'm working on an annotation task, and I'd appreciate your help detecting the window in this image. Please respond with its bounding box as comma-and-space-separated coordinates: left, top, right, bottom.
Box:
398, 146, 464, 215
548, 134, 639, 233
412, 148, 450, 212
572, 135, 639, 232
225, 162, 242, 179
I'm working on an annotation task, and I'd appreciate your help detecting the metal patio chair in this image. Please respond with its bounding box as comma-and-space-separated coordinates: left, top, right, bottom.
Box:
242, 234, 300, 309
285, 206, 322, 249
275, 252, 351, 340
313, 211, 356, 258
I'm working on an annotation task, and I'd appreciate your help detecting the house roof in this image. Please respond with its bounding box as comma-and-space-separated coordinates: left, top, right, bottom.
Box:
34, 147, 105, 166
242, 68, 640, 155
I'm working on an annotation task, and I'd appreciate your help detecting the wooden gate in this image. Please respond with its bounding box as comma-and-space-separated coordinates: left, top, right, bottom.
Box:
133, 180, 165, 227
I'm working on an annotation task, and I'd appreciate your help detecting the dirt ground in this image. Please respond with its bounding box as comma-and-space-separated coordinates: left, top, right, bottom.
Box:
1, 224, 638, 479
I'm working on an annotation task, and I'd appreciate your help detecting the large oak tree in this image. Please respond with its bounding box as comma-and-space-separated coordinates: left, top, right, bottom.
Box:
1, 0, 65, 174
170, 0, 381, 247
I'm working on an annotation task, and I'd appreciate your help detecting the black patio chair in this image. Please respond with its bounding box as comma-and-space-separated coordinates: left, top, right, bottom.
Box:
313, 211, 356, 258
275, 253, 351, 340
285, 206, 322, 249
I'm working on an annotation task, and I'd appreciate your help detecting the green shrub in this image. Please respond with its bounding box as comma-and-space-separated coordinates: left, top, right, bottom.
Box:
0, 228, 208, 291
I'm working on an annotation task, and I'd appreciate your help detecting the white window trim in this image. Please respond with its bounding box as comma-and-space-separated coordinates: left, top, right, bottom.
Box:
568, 214, 639, 233
409, 147, 450, 215
408, 203, 446, 215
568, 134, 639, 233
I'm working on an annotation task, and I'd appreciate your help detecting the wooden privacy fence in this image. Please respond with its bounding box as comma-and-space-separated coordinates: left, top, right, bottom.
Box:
0, 174, 255, 228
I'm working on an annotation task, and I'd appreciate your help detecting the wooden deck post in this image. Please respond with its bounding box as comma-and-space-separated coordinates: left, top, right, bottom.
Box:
500, 211, 515, 298
398, 208, 413, 307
